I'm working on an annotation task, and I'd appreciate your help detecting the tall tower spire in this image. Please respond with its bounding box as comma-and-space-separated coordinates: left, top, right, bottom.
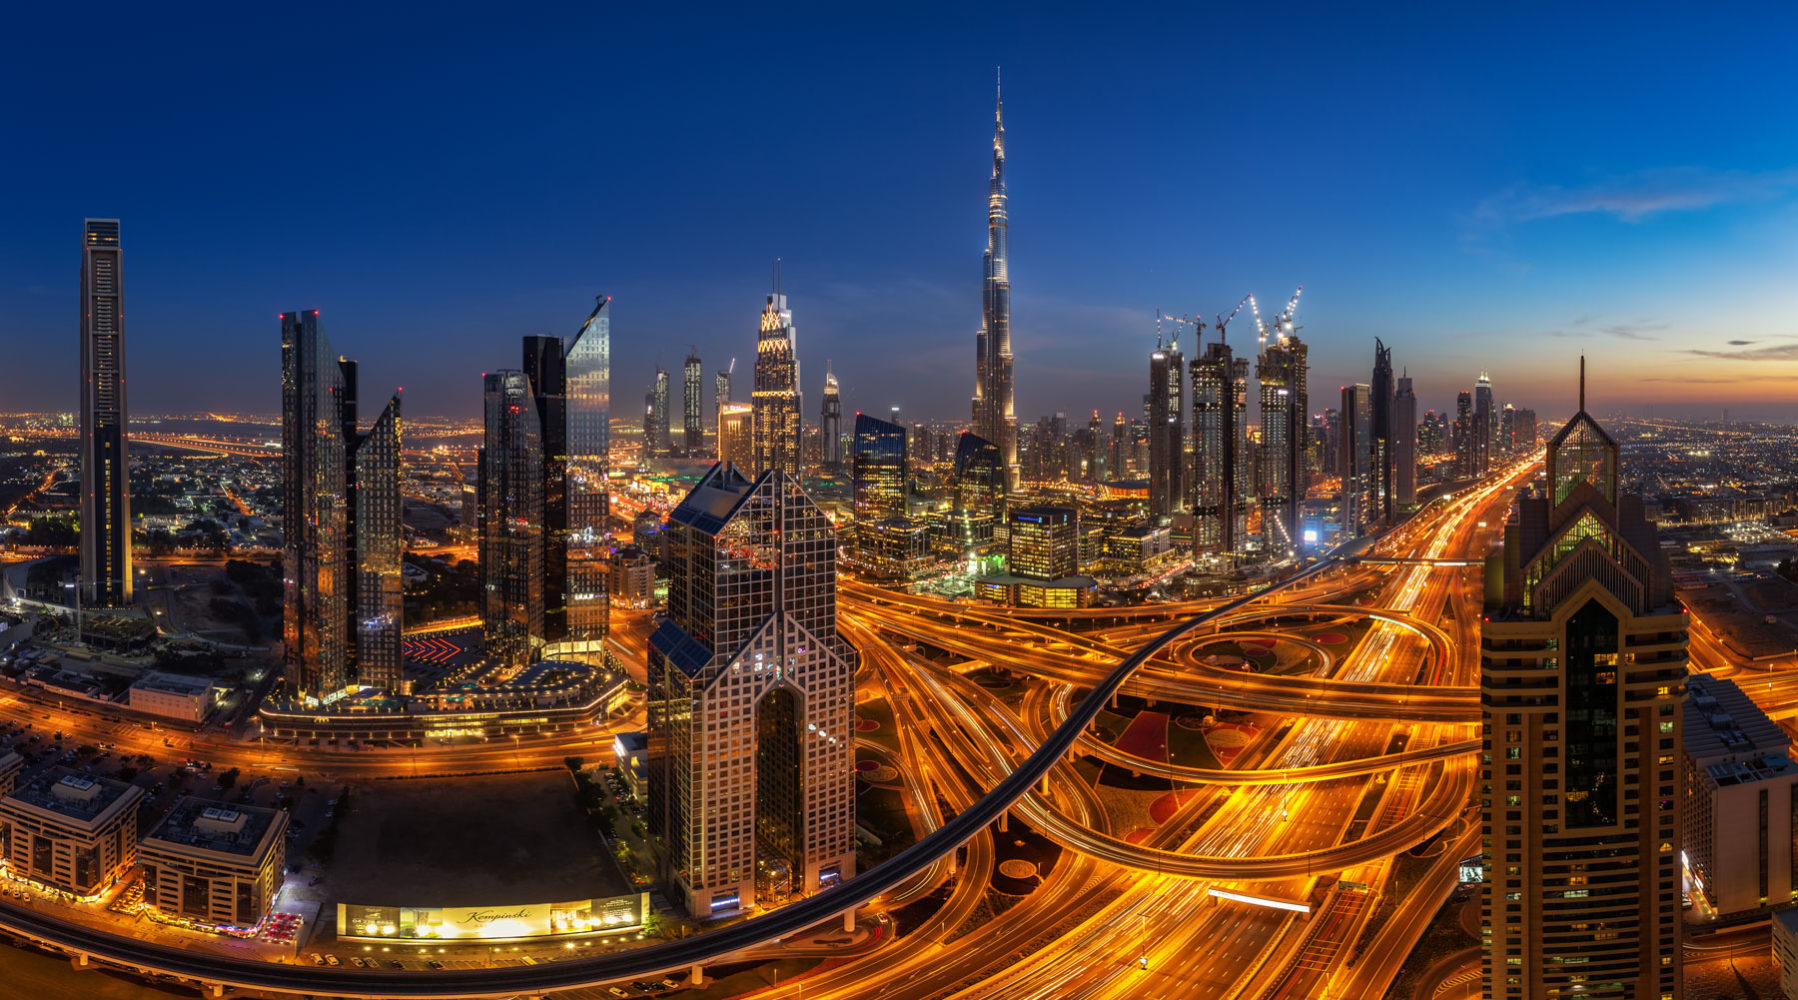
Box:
971, 71, 1018, 492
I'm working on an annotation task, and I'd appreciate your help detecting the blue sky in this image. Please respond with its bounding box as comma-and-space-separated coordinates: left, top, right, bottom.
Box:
3, 2, 1796, 423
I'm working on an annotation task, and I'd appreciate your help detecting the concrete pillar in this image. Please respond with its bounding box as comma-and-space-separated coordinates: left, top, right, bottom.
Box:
998, 809, 1008, 833
843, 909, 854, 933
691, 964, 705, 986
70, 953, 88, 969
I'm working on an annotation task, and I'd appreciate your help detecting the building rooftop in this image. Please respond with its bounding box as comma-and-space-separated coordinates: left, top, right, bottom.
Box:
6, 766, 141, 825
130, 672, 214, 697
1684, 676, 1791, 766
144, 796, 283, 859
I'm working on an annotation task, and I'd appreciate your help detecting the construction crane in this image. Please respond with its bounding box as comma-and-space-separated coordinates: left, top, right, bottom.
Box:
1215, 294, 1255, 346
1157, 310, 1202, 350
1273, 285, 1304, 339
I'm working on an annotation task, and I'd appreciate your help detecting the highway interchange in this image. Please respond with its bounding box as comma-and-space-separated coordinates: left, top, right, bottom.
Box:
0, 458, 1575, 999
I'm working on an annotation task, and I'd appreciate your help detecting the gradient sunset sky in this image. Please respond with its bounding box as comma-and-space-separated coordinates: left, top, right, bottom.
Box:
3, 3, 1795, 423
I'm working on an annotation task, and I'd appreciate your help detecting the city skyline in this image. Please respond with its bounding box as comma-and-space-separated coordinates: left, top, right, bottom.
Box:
6, 8, 1798, 423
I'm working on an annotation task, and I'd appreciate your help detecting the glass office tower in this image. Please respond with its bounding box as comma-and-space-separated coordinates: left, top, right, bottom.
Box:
80, 219, 132, 607
564, 297, 612, 657
480, 370, 544, 669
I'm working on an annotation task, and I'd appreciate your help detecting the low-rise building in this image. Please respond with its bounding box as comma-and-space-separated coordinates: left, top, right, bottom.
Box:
128, 671, 215, 723
0, 767, 143, 897
613, 732, 648, 802
608, 546, 657, 609
140, 797, 288, 932
1775, 907, 1798, 1000
1682, 676, 1798, 916
0, 752, 21, 797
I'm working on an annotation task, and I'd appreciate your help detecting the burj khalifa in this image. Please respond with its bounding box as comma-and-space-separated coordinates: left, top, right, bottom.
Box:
971, 73, 1019, 492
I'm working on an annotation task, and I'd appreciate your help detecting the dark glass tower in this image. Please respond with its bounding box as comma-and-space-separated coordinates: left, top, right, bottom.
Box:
523, 335, 569, 647
481, 370, 544, 669
970, 76, 1018, 492
683, 349, 703, 457
1339, 382, 1373, 537
1191, 340, 1248, 557
1481, 362, 1685, 999
1393, 370, 1417, 510
647, 465, 856, 918
80, 219, 132, 607
1371, 337, 1394, 525
819, 364, 842, 472
281, 311, 402, 700
1474, 370, 1494, 473
1256, 331, 1309, 555
852, 413, 907, 521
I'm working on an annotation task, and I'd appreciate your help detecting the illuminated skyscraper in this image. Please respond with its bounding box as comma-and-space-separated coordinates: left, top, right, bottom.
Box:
1454, 391, 1475, 477
819, 364, 843, 471
714, 362, 733, 437
1371, 338, 1394, 525
752, 290, 803, 476
683, 349, 703, 457
717, 402, 754, 470
1392, 371, 1417, 510
564, 297, 611, 657
1481, 363, 1685, 1000
648, 465, 857, 918
1191, 340, 1249, 557
1256, 330, 1309, 555
970, 75, 1018, 492
1474, 370, 1494, 473
481, 370, 544, 669
79, 219, 131, 607
1147, 334, 1185, 519
280, 311, 403, 701
522, 335, 569, 646
954, 431, 1005, 518
1109, 412, 1126, 479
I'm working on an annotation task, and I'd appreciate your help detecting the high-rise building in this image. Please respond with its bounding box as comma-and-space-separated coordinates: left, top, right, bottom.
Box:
1500, 402, 1516, 460
1191, 340, 1249, 557
564, 297, 611, 658
1339, 383, 1373, 538
281, 311, 403, 701
1513, 408, 1538, 453
819, 364, 843, 471
753, 291, 803, 476
717, 402, 754, 470
1109, 412, 1126, 480
1481, 363, 1686, 1000
954, 432, 1005, 519
1473, 370, 1494, 473
1393, 371, 1417, 510
970, 77, 1018, 492
647, 465, 857, 918
480, 370, 544, 669
1454, 391, 1474, 478
1147, 336, 1185, 519
1008, 506, 1080, 581
1370, 338, 1393, 525
1257, 331, 1309, 555
852, 413, 907, 521
1680, 675, 1798, 917
683, 350, 703, 458
714, 364, 733, 435
522, 335, 569, 647
650, 367, 671, 458
79, 219, 131, 608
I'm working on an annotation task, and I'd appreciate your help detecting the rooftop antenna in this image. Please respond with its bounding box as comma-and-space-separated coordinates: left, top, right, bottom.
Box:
1579, 355, 1585, 411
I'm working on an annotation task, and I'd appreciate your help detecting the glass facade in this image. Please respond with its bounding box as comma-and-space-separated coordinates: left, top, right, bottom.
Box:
852, 413, 907, 521
565, 298, 612, 654
481, 371, 544, 669
753, 294, 803, 476
1191, 343, 1248, 555
1256, 335, 1308, 554
79, 219, 132, 607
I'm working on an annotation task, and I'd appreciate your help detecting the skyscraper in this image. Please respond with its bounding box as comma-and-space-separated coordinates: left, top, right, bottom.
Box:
522, 335, 569, 647
1474, 370, 1494, 473
717, 402, 754, 470
648, 465, 857, 918
1191, 339, 1249, 557
1339, 383, 1373, 538
564, 297, 611, 658
819, 364, 843, 471
714, 362, 733, 437
280, 311, 403, 701
681, 349, 703, 458
970, 76, 1018, 492
79, 219, 131, 607
1147, 334, 1185, 519
1109, 412, 1126, 479
481, 370, 544, 669
852, 413, 907, 521
1370, 338, 1394, 525
1257, 330, 1309, 555
1481, 363, 1685, 1000
1513, 408, 1538, 453
752, 290, 803, 476
1392, 370, 1417, 511
651, 367, 672, 458
1454, 391, 1475, 478
954, 432, 1005, 518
